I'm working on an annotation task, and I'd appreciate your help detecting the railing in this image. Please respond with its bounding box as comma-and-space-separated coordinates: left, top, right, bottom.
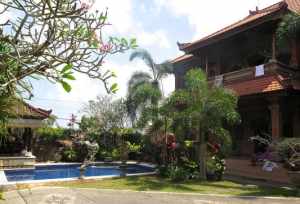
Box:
208, 61, 298, 86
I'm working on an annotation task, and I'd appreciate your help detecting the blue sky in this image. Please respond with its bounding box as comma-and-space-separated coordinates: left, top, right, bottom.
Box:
25, 0, 281, 126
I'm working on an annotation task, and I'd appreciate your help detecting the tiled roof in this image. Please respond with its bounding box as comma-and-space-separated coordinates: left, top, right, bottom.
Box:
14, 101, 52, 119
180, 0, 300, 52
287, 0, 300, 12
170, 54, 193, 64
225, 75, 285, 96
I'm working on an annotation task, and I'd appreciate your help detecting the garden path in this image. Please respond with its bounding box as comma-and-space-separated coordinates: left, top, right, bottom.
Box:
1, 187, 300, 204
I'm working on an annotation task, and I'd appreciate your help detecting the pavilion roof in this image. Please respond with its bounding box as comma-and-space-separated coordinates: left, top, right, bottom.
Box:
14, 101, 52, 120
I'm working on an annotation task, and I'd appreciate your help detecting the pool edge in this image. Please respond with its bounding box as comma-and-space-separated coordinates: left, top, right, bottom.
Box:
0, 163, 157, 187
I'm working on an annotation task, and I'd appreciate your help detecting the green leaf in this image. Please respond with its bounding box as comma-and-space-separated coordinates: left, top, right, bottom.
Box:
60, 80, 72, 92
111, 71, 117, 77
130, 38, 138, 49
110, 83, 118, 93
121, 38, 128, 47
99, 13, 107, 23
62, 73, 76, 80
61, 64, 73, 73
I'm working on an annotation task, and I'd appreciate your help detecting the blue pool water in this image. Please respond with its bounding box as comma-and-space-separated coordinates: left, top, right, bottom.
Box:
4, 164, 154, 182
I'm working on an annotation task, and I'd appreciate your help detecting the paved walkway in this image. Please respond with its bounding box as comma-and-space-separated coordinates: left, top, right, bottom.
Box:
1, 187, 300, 204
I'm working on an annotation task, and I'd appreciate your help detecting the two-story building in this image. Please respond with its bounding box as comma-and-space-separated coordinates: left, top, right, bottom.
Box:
171, 0, 300, 156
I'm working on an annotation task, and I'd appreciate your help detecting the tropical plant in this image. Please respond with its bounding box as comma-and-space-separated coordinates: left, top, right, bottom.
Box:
126, 49, 173, 127
36, 127, 65, 143
276, 12, 300, 67
206, 156, 226, 181
62, 146, 78, 162
277, 138, 300, 171
0, 94, 16, 122
168, 165, 188, 182
0, 0, 137, 96
164, 69, 240, 180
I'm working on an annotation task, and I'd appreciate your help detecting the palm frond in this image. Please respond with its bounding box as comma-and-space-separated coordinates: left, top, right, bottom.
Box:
129, 49, 156, 77
156, 61, 174, 79
127, 71, 152, 92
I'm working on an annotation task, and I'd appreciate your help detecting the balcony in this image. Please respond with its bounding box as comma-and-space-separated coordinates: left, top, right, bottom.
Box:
208, 61, 298, 87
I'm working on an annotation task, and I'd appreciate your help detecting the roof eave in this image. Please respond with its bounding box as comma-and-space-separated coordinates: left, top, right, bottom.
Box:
181, 3, 288, 53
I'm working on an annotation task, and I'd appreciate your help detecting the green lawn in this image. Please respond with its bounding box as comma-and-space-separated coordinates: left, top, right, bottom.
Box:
51, 176, 299, 197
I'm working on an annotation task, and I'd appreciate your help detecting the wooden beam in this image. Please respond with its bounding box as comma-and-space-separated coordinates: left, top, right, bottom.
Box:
7, 119, 44, 128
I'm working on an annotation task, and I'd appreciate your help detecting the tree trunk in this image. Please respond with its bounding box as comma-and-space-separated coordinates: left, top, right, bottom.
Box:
290, 38, 300, 67
199, 142, 207, 180
197, 129, 207, 180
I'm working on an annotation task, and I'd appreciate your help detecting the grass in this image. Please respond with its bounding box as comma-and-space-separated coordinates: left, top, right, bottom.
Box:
49, 176, 299, 197
0, 191, 3, 200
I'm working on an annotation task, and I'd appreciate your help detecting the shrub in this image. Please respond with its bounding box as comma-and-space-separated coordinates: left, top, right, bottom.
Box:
168, 165, 188, 182
277, 138, 300, 171
112, 148, 121, 160
206, 156, 226, 181
62, 147, 77, 162
158, 165, 169, 178
181, 157, 199, 179
36, 127, 65, 142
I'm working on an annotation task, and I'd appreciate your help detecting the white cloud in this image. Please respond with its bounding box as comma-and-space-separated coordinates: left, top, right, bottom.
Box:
91, 0, 134, 34
91, 0, 171, 49
155, 0, 281, 40
57, 73, 105, 103
138, 30, 171, 49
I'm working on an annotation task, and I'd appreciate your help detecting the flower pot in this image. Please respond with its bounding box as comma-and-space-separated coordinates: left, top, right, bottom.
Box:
288, 171, 300, 187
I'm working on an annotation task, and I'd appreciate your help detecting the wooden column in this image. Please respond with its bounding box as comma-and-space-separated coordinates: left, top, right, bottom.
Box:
293, 103, 300, 137
268, 98, 282, 140
290, 39, 300, 67
271, 33, 276, 61
205, 56, 208, 75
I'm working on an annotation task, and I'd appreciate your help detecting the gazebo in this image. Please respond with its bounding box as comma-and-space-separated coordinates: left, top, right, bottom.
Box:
0, 101, 52, 168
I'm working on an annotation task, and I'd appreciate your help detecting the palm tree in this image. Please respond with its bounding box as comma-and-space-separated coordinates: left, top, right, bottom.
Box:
164, 69, 240, 180
126, 49, 173, 127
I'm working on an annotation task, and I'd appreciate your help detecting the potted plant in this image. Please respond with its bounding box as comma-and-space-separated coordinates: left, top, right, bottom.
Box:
277, 138, 300, 186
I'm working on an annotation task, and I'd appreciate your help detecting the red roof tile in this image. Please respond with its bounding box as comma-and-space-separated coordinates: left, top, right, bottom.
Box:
225, 75, 285, 96
287, 0, 300, 12
180, 0, 300, 52
14, 101, 52, 119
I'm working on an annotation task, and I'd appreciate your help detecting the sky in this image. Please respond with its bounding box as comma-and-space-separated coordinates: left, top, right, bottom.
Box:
25, 0, 282, 126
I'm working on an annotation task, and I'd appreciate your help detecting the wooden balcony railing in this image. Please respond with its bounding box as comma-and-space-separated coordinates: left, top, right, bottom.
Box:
208, 61, 298, 86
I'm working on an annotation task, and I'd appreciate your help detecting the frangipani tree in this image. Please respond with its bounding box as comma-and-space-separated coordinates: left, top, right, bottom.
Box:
164, 69, 240, 180
0, 0, 137, 96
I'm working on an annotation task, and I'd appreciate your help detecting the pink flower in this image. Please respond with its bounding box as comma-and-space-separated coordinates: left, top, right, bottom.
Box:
80, 2, 91, 11
99, 43, 112, 52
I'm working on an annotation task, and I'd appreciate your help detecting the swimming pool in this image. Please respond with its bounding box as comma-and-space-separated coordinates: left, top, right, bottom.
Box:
4, 163, 155, 182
